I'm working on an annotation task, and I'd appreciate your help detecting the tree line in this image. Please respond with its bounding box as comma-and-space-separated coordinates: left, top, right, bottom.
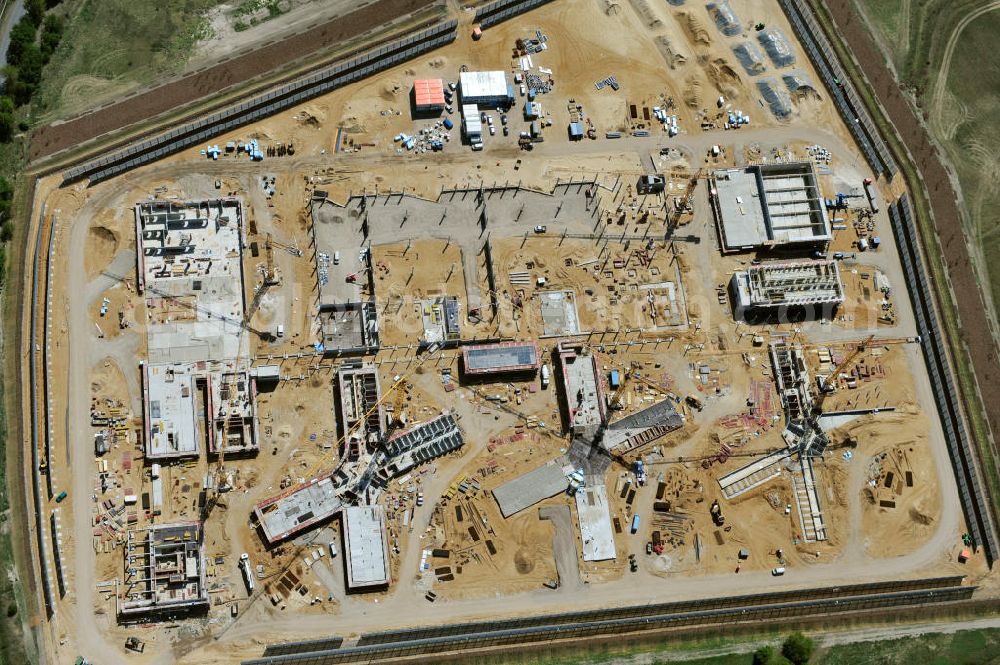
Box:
0, 0, 64, 280
0, 0, 64, 140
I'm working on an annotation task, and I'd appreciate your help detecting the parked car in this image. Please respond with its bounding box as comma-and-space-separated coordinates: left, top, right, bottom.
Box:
771, 567, 786, 576
533, 225, 547, 233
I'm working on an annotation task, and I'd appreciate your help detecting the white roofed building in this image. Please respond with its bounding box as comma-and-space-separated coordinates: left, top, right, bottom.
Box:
459, 70, 513, 106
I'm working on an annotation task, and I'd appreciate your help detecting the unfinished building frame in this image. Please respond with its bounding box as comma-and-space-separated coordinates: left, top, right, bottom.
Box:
730, 259, 844, 321
119, 522, 209, 618
336, 364, 386, 457
710, 162, 831, 253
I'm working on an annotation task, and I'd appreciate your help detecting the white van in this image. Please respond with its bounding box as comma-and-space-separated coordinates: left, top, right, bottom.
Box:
333, 250, 341, 265
276, 324, 284, 338
771, 567, 786, 576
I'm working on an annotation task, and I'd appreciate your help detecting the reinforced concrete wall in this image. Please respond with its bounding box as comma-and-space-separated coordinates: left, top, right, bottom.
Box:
474, 0, 557, 28
888, 196, 998, 564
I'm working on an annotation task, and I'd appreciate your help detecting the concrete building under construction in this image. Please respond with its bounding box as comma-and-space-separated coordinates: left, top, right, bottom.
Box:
207, 368, 260, 456
729, 260, 844, 320
710, 162, 831, 253
336, 364, 385, 457
555, 341, 607, 435
142, 360, 258, 460
119, 522, 209, 618
254, 473, 342, 545
134, 198, 249, 365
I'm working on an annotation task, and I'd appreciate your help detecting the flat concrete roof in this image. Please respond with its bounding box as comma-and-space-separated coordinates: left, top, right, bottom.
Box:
557, 343, 606, 431
575, 484, 616, 561
136, 199, 248, 364
539, 290, 580, 336
712, 162, 830, 251
144, 363, 202, 459
492, 461, 569, 518
254, 475, 342, 545
343, 505, 390, 588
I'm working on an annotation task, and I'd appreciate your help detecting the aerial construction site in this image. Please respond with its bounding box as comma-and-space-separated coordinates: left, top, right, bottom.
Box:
16, 0, 998, 664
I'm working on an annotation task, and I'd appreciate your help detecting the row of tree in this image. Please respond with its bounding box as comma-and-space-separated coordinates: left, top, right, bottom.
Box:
0, 1, 64, 280
0, 0, 64, 140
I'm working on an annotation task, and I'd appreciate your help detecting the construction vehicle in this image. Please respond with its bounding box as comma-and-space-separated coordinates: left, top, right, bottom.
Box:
825, 191, 863, 210
710, 499, 725, 526
125, 637, 146, 653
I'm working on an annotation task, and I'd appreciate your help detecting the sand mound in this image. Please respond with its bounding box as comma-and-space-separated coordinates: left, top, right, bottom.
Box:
680, 11, 712, 46
652, 553, 673, 572
655, 36, 689, 70
682, 74, 703, 108
380, 80, 403, 100
338, 116, 365, 134
427, 57, 447, 69
297, 106, 326, 128
706, 58, 743, 98
909, 505, 934, 525
88, 225, 118, 255
85, 225, 119, 278
628, 0, 662, 28
513, 549, 535, 574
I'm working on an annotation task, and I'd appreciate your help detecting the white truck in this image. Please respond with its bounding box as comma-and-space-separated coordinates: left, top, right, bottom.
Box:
239, 553, 255, 593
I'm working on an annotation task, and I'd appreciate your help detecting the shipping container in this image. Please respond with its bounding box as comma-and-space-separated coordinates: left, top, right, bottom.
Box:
630, 514, 640, 534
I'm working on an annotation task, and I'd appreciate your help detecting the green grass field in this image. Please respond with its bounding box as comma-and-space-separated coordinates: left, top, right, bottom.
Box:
33, 0, 226, 121
856, 0, 1000, 337
937, 10, 1000, 322
474, 628, 1000, 665
856, 0, 1000, 319
856, 0, 906, 63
